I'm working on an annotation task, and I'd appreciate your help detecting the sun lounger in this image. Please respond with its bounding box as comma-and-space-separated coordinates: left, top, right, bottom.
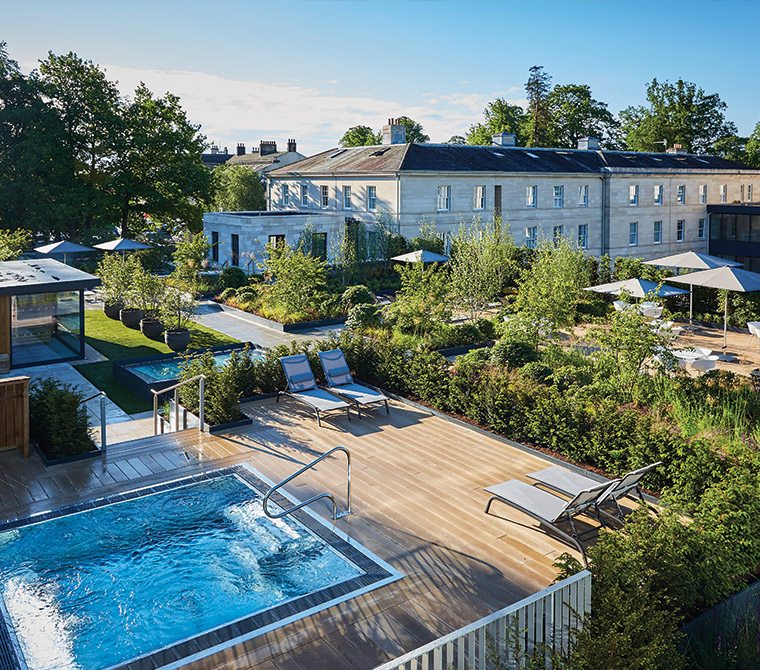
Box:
277, 354, 350, 427
484, 479, 617, 565
317, 349, 389, 418
527, 462, 662, 519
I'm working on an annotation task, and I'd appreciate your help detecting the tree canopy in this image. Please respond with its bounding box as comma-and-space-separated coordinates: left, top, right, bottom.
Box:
525, 65, 552, 147
210, 164, 266, 212
547, 84, 620, 149
0, 43, 210, 240
620, 78, 737, 154
394, 116, 429, 143
339, 125, 381, 147
466, 98, 526, 145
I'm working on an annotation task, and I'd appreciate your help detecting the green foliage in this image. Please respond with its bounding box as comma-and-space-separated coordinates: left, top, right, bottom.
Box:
346, 303, 382, 331
490, 336, 539, 369
211, 164, 266, 211
546, 83, 620, 149
173, 231, 211, 282
339, 125, 381, 147
466, 98, 526, 146
131, 266, 166, 319
385, 262, 451, 337
217, 266, 248, 289
620, 78, 737, 154
408, 219, 444, 254
257, 239, 328, 316
516, 236, 591, 336
96, 252, 142, 307
29, 378, 94, 458
0, 228, 31, 261
449, 218, 516, 320
340, 284, 373, 308
597, 254, 612, 283
160, 277, 197, 331
178, 351, 242, 425
525, 65, 552, 147
394, 115, 429, 143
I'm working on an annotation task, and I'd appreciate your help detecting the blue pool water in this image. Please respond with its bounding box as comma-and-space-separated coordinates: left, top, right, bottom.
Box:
0, 474, 363, 670
131, 349, 265, 382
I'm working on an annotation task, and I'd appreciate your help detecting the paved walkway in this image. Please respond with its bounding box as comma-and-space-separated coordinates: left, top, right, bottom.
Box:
193, 301, 344, 349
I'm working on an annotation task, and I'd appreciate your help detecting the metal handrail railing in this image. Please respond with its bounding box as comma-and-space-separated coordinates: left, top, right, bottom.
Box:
263, 446, 352, 521
152, 374, 206, 435
246, 257, 255, 275
80, 391, 107, 455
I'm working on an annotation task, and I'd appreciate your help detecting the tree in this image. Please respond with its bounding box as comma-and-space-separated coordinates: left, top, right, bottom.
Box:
211, 164, 265, 211
744, 121, 760, 168
466, 98, 526, 146
449, 218, 516, 320
38, 51, 123, 237
111, 83, 211, 236
546, 84, 620, 149
525, 65, 552, 147
516, 235, 590, 338
385, 262, 451, 337
446, 135, 466, 145
620, 78, 737, 154
339, 125, 381, 147
409, 219, 444, 254
395, 116, 429, 143
259, 239, 327, 314
0, 228, 31, 261
0, 42, 78, 235
173, 231, 212, 282
712, 135, 748, 163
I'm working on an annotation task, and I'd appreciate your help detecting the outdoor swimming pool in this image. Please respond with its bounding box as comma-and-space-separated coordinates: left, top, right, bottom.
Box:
130, 349, 264, 382
0, 467, 398, 670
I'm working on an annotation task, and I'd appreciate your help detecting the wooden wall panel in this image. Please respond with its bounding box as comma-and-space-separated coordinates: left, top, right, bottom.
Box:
0, 376, 30, 457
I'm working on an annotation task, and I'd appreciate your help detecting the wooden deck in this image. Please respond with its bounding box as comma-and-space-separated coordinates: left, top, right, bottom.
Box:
0, 397, 612, 669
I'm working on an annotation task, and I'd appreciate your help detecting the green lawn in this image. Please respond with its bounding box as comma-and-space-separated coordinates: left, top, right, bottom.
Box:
76, 361, 152, 415
80, 310, 240, 415
85, 310, 239, 361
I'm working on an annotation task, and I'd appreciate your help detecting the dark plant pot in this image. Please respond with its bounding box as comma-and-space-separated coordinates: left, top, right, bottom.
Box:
103, 303, 123, 319
165, 328, 191, 351
120, 308, 144, 329
140, 318, 165, 340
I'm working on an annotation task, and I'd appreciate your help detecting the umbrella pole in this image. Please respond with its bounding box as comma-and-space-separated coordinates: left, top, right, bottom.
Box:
689, 284, 693, 327
718, 291, 735, 361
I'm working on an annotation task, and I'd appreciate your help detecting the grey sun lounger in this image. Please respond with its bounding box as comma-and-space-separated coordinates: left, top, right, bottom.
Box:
317, 349, 389, 418
527, 462, 662, 520
277, 354, 350, 427
484, 479, 618, 565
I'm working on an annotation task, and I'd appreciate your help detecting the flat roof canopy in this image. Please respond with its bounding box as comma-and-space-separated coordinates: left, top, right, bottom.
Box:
0, 259, 100, 296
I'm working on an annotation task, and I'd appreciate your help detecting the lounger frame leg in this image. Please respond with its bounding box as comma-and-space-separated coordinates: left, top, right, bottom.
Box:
384, 399, 389, 414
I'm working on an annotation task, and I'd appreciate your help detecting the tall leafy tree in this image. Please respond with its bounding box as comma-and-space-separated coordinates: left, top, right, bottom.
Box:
339, 125, 381, 147
466, 98, 526, 145
525, 65, 552, 147
38, 51, 122, 236
620, 78, 737, 154
211, 164, 265, 211
395, 116, 429, 143
712, 135, 749, 163
111, 83, 211, 235
546, 84, 620, 149
0, 42, 77, 235
744, 121, 760, 168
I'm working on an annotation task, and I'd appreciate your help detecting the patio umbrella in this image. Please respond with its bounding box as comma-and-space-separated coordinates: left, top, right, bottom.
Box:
583, 278, 689, 299
94, 237, 152, 257
644, 252, 742, 327
34, 240, 94, 265
667, 266, 760, 360
391, 249, 449, 263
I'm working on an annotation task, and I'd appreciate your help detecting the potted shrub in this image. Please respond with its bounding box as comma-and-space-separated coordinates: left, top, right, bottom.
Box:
117, 255, 145, 328
134, 269, 167, 339
97, 253, 128, 319
160, 278, 197, 351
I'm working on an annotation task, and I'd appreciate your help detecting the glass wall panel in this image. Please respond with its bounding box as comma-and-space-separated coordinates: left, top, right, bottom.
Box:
11, 290, 81, 366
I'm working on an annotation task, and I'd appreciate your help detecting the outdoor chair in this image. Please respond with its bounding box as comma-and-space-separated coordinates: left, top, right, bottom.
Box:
690, 356, 718, 375
748, 322, 760, 352
640, 305, 664, 319
317, 349, 389, 418
277, 354, 350, 427
527, 461, 662, 520
484, 479, 618, 565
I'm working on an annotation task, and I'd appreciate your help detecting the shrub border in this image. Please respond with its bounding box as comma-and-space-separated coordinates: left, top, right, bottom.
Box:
216, 302, 346, 332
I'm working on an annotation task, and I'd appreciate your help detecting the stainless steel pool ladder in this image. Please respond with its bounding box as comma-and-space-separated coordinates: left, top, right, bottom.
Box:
262, 446, 352, 521
152, 374, 206, 435
80, 391, 107, 454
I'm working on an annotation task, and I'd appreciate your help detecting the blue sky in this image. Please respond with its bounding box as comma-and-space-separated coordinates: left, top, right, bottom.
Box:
4, 0, 758, 154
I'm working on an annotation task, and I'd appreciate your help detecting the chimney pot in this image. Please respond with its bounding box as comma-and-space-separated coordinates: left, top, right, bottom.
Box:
236, 143, 246, 156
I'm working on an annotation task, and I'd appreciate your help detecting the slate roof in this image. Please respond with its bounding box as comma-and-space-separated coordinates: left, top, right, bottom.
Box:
269, 143, 757, 177
227, 151, 289, 167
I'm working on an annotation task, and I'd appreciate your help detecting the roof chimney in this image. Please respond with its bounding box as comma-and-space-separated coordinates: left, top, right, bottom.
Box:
236, 143, 246, 156
210, 144, 219, 155
491, 132, 516, 147
287, 139, 297, 153
259, 140, 278, 156
666, 143, 688, 155
577, 137, 600, 151
382, 118, 406, 145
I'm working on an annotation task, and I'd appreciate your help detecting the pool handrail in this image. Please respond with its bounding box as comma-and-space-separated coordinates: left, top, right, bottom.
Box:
79, 390, 107, 455
152, 374, 206, 435
263, 446, 352, 521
